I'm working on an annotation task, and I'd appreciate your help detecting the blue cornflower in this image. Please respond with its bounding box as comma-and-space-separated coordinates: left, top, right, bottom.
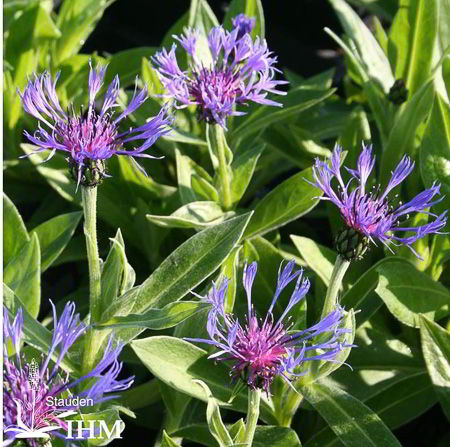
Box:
3, 302, 133, 446
152, 16, 287, 128
312, 144, 448, 259
18, 62, 173, 187
186, 260, 351, 393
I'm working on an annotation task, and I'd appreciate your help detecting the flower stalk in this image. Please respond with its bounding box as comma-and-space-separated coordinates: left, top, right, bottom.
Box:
81, 185, 102, 375
244, 388, 261, 446
321, 255, 350, 320
212, 124, 233, 210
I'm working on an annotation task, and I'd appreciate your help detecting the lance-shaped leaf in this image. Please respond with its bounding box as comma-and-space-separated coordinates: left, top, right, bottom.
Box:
100, 213, 252, 324
31, 211, 82, 272
301, 379, 402, 447
375, 262, 450, 327
420, 315, 450, 420
243, 167, 321, 239
4, 233, 40, 318
95, 301, 209, 331
231, 86, 335, 142
147, 202, 235, 230
4, 193, 30, 265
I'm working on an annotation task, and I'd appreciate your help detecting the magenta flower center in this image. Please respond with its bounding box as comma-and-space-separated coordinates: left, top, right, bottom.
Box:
57, 112, 119, 157
232, 316, 287, 386
189, 67, 242, 120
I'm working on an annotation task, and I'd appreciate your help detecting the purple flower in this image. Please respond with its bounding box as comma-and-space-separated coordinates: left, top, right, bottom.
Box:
186, 260, 352, 393
152, 19, 287, 128
18, 62, 173, 188
312, 143, 448, 259
232, 13, 256, 39
3, 302, 133, 446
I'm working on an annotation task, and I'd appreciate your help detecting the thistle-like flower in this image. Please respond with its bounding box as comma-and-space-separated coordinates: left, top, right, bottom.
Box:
3, 302, 133, 446
18, 62, 173, 188
186, 260, 351, 394
152, 15, 287, 128
312, 144, 448, 260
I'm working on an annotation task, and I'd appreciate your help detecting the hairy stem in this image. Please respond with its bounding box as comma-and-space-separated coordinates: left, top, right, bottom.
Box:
210, 124, 232, 210
244, 388, 261, 446
321, 255, 350, 319
81, 186, 102, 375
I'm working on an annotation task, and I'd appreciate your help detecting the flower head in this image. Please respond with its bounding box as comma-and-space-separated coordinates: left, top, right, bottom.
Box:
312, 144, 448, 260
186, 260, 351, 394
152, 17, 287, 128
3, 302, 133, 446
18, 62, 173, 188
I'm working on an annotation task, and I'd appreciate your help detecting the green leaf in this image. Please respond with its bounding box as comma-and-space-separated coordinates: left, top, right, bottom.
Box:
223, 0, 265, 39
231, 87, 336, 142
301, 379, 402, 447
375, 261, 450, 327
99, 229, 127, 315
329, 0, 394, 92
31, 211, 82, 272
173, 424, 302, 447
5, 4, 60, 86
3, 193, 30, 265
147, 202, 235, 229
100, 213, 252, 328
420, 94, 450, 226
162, 431, 180, 447
4, 285, 80, 375
220, 246, 241, 313
95, 301, 209, 330
243, 167, 321, 239
380, 79, 435, 187
420, 315, 450, 420
103, 47, 158, 89
345, 0, 398, 20
131, 336, 277, 424
188, 0, 219, 31
176, 148, 200, 204
290, 236, 336, 287
231, 145, 264, 206
21, 145, 81, 205
388, 0, 438, 96
54, 0, 116, 63
4, 233, 40, 318
340, 257, 411, 325
323, 27, 392, 145
195, 380, 234, 447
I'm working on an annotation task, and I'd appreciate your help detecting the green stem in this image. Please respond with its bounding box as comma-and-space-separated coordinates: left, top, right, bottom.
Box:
321, 255, 350, 319
211, 124, 232, 210
81, 185, 102, 375
279, 391, 303, 427
244, 388, 261, 446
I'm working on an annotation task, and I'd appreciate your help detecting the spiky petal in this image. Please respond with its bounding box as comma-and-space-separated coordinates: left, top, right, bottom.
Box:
312, 143, 448, 258
18, 62, 173, 188
152, 17, 287, 129
186, 260, 352, 393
